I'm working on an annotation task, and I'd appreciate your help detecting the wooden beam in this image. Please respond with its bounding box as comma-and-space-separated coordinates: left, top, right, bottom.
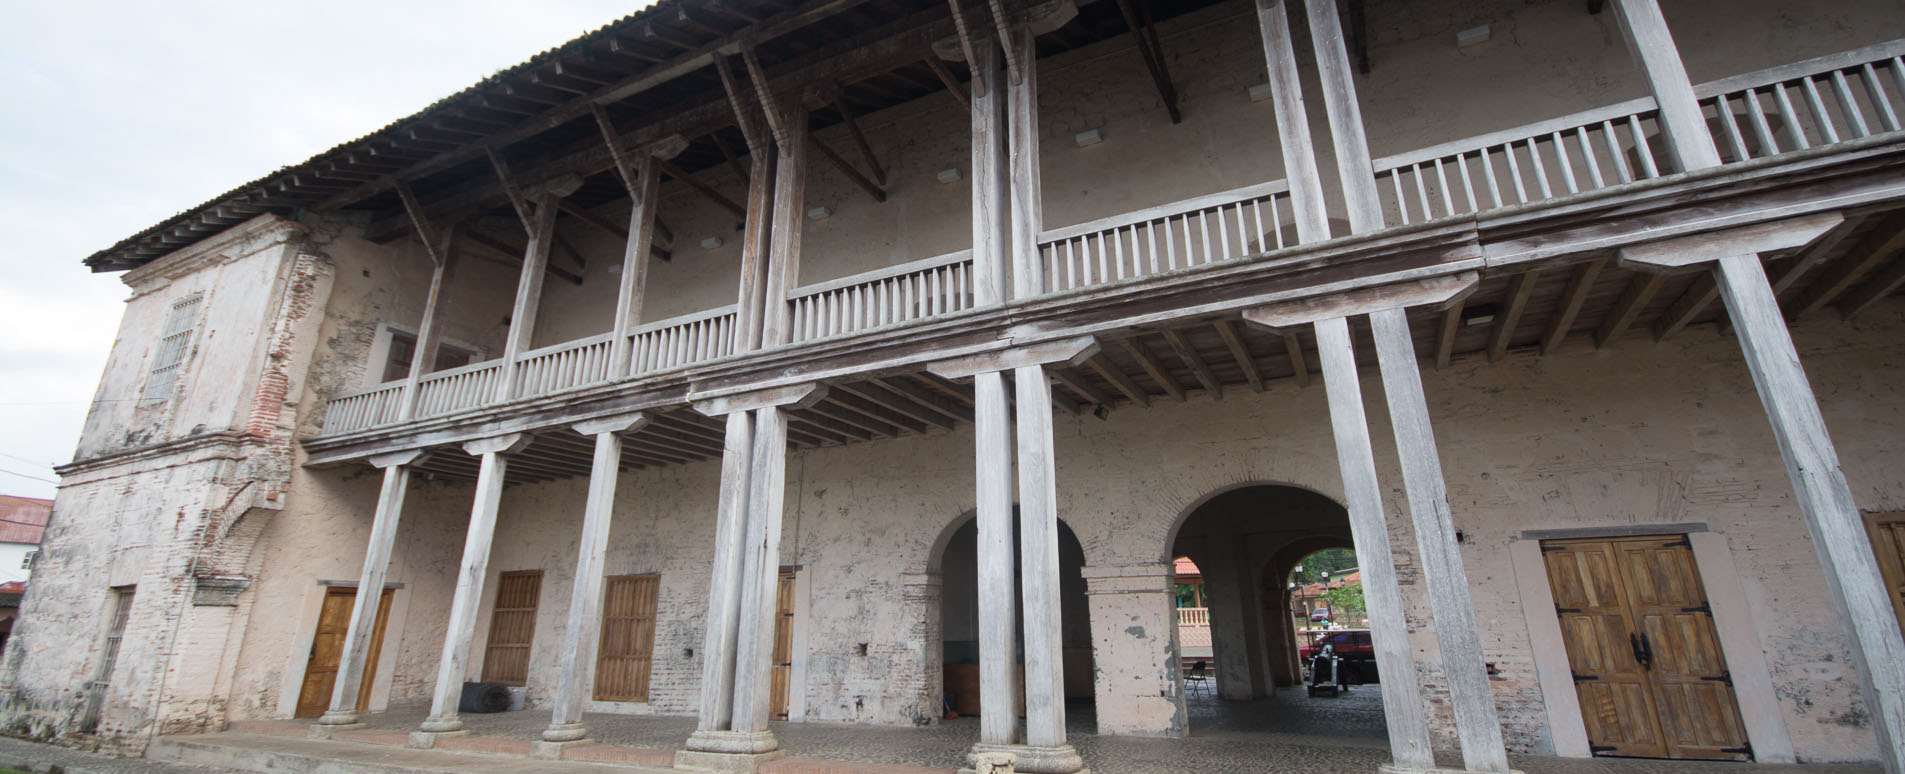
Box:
810, 133, 887, 202
834, 381, 955, 430
1487, 270, 1539, 362
714, 51, 766, 152
911, 373, 976, 408
808, 397, 902, 438
1838, 254, 1905, 319
1790, 216, 1905, 318
1282, 331, 1310, 387
868, 377, 969, 426
1212, 320, 1264, 392
394, 180, 446, 267
1161, 329, 1220, 397
826, 388, 930, 434
922, 56, 971, 110
485, 146, 538, 236
1118, 337, 1185, 402
740, 44, 790, 146
1050, 367, 1114, 408
711, 131, 751, 182
1113, 0, 1180, 124
656, 158, 747, 218
1434, 301, 1461, 370
1767, 216, 1864, 297
1542, 258, 1605, 354
1594, 271, 1668, 348
1654, 273, 1719, 340
834, 99, 887, 187
1084, 354, 1148, 407
461, 228, 584, 285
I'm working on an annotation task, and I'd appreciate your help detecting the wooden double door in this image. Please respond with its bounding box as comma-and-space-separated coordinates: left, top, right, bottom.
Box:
1541, 535, 1751, 761
295, 586, 394, 718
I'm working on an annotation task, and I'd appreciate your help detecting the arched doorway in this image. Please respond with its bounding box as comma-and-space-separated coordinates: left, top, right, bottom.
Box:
1166, 484, 1385, 744
934, 511, 1093, 721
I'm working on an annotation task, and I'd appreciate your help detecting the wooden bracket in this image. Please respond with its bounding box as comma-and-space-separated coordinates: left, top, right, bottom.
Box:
714, 52, 766, 152
368, 449, 430, 469
927, 335, 1100, 381
462, 432, 535, 456
923, 56, 971, 109
741, 43, 791, 148
691, 383, 830, 417
485, 146, 538, 236
394, 180, 447, 267
1114, 0, 1180, 124
946, 0, 986, 96
1615, 212, 1845, 272
834, 99, 887, 187
1243, 272, 1479, 330
656, 158, 747, 218
573, 412, 650, 436
811, 134, 887, 203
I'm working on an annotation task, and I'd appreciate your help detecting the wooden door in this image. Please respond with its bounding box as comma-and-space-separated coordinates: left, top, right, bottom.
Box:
770, 571, 796, 720
594, 574, 659, 702
1542, 536, 1750, 761
295, 586, 394, 718
1865, 512, 1905, 640
481, 571, 543, 685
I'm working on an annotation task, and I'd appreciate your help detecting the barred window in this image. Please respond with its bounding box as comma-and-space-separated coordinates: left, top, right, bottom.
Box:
139, 293, 204, 406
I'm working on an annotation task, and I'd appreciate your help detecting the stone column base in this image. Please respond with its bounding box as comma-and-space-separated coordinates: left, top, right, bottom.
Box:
1379, 767, 1525, 774
406, 729, 471, 749
673, 748, 787, 773
530, 738, 595, 759
542, 721, 590, 743
958, 749, 1019, 774
1001, 744, 1085, 774
307, 722, 362, 740
684, 729, 779, 754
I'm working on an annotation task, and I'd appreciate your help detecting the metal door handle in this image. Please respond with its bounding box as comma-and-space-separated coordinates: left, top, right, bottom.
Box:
1631, 632, 1653, 669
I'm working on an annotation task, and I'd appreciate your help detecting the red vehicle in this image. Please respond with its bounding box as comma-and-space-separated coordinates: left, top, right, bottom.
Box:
1299, 630, 1379, 684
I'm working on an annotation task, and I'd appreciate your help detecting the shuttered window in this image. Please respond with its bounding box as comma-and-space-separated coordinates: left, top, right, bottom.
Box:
480, 571, 542, 686
80, 587, 136, 732
593, 574, 659, 702
140, 292, 204, 406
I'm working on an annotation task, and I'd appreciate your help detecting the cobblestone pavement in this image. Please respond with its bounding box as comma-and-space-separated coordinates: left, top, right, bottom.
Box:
0, 735, 242, 773
358, 686, 1882, 774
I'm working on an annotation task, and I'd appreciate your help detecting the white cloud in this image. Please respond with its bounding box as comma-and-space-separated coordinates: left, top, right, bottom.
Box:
0, 0, 652, 498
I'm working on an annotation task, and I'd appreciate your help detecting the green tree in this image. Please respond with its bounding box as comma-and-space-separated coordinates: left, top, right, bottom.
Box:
1322, 583, 1366, 617
1289, 548, 1357, 585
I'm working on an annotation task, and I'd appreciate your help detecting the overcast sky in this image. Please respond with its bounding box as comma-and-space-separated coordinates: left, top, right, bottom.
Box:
0, 1, 651, 499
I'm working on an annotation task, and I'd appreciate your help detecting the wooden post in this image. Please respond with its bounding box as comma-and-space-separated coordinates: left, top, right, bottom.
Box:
1712, 254, 1905, 773
732, 406, 791, 742
973, 371, 1020, 747
1006, 26, 1045, 300
318, 449, 424, 726
971, 41, 1011, 307
1368, 307, 1511, 774
1302, 0, 1383, 234
690, 411, 755, 742
732, 155, 778, 354
540, 415, 647, 749
762, 107, 809, 347
418, 433, 532, 737
611, 155, 660, 378
1254, 0, 1330, 242
496, 195, 560, 400
1612, 5, 1905, 769
397, 239, 459, 421
1011, 364, 1084, 773
1312, 316, 1435, 771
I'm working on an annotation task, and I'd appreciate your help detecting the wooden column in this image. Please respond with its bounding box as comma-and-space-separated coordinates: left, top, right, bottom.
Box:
973, 370, 1020, 747
732, 406, 791, 740
1301, 0, 1383, 234
1011, 365, 1084, 774
1612, 4, 1905, 769
496, 195, 560, 400
610, 156, 661, 377
1254, 0, 1330, 242
731, 154, 778, 354
970, 42, 1011, 307
1313, 315, 1436, 771
690, 411, 756, 740
418, 434, 532, 738
539, 414, 647, 749
1368, 307, 1511, 774
762, 108, 809, 347
1712, 254, 1905, 773
317, 449, 425, 726
397, 241, 459, 421
1005, 26, 1045, 300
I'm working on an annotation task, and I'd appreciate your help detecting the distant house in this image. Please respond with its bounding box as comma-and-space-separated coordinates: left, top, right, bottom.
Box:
0, 496, 51, 654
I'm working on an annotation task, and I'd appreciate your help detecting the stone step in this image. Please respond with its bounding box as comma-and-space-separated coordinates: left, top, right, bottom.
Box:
149, 732, 676, 774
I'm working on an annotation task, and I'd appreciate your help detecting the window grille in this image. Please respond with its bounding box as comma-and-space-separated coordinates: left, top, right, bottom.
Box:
139, 293, 204, 406
79, 586, 135, 733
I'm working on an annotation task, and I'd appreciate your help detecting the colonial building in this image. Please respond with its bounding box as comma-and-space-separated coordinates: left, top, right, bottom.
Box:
5, 0, 1905, 771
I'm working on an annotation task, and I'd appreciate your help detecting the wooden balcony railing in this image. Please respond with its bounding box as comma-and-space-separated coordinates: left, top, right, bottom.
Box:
316, 41, 1903, 439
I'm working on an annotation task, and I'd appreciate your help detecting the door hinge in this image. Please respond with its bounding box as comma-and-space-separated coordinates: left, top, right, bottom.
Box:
1589, 745, 1618, 755
1702, 671, 1734, 686
1540, 544, 1567, 552
1722, 742, 1754, 758
1571, 671, 1599, 682
1681, 602, 1712, 614
1661, 538, 1691, 547
1555, 606, 1582, 614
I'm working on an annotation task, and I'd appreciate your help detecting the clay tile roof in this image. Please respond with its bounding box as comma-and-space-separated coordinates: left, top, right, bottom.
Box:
0, 496, 52, 545
1173, 556, 1201, 578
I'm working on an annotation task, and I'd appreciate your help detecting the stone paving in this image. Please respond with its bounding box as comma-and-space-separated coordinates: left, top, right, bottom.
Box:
0, 734, 243, 773
341, 685, 1882, 774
